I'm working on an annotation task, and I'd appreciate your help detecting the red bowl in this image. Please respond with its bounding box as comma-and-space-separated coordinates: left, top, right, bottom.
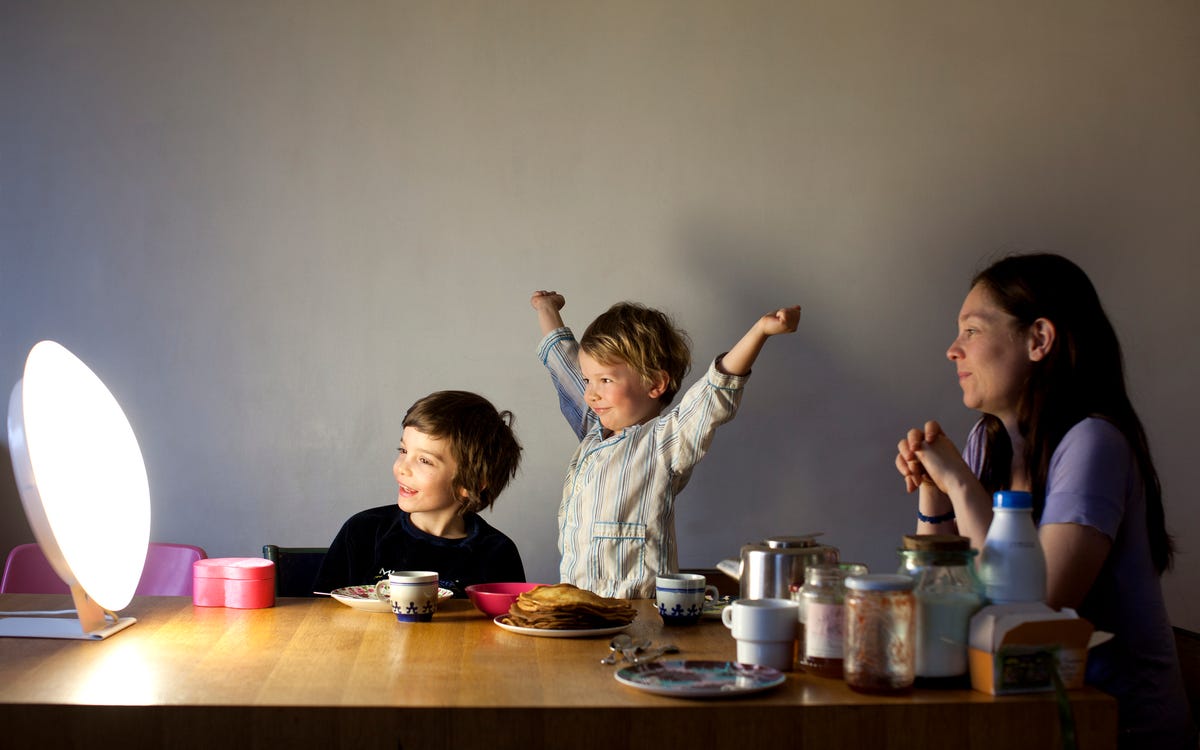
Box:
465, 582, 546, 618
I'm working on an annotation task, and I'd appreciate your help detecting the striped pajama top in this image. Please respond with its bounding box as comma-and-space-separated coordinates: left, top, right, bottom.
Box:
537, 327, 746, 598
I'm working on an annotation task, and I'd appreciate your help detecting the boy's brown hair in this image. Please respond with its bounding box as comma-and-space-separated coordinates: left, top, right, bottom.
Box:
580, 302, 692, 405
402, 391, 522, 515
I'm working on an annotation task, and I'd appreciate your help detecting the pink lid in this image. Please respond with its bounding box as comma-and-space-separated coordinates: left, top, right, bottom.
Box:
193, 557, 275, 581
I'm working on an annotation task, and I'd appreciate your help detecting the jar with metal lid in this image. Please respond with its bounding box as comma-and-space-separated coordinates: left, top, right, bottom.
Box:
897, 534, 984, 684
793, 562, 868, 678
843, 574, 915, 694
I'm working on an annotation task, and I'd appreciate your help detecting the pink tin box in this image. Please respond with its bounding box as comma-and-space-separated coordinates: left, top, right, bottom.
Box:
193, 558, 275, 609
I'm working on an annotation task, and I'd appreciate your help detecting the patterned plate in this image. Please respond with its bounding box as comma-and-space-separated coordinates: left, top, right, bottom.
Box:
701, 596, 734, 619
614, 660, 786, 698
331, 585, 454, 613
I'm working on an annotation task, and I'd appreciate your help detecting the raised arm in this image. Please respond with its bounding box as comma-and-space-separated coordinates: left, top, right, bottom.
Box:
530, 290, 567, 336
718, 305, 802, 376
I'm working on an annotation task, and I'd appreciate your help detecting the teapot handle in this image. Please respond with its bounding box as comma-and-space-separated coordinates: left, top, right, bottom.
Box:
715, 559, 741, 580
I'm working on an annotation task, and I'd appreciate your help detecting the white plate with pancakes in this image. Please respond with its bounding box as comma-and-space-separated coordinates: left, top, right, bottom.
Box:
493, 616, 631, 638
496, 582, 637, 635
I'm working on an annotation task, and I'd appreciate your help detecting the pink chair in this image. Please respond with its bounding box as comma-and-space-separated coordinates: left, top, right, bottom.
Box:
0, 543, 67, 594
0, 542, 208, 596
134, 543, 208, 596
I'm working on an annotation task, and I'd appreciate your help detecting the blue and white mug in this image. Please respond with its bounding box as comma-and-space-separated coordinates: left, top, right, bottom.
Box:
374, 570, 439, 623
655, 573, 719, 626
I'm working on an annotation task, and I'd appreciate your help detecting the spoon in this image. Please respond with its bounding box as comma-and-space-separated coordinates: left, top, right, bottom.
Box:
601, 634, 633, 665
621, 637, 651, 663
631, 643, 680, 664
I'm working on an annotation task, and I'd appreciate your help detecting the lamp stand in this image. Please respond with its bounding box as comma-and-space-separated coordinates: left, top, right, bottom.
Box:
0, 584, 136, 640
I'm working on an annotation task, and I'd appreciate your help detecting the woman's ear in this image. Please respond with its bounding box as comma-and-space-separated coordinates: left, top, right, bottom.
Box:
1027, 318, 1057, 362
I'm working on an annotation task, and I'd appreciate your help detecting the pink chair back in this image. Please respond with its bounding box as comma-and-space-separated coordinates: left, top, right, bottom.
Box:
0, 542, 208, 596
0, 543, 68, 594
134, 543, 208, 596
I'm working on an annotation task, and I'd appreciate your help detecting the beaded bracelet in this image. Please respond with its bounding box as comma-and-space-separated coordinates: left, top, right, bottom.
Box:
917, 508, 957, 524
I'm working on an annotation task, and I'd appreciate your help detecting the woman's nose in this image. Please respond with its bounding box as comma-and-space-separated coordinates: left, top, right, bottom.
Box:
946, 340, 962, 361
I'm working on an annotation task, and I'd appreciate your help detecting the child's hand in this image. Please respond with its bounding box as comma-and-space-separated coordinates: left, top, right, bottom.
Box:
719, 305, 802, 376
759, 305, 801, 336
530, 290, 566, 312
531, 290, 567, 335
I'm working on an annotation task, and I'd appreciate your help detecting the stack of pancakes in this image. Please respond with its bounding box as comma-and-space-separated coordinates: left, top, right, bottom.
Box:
502, 583, 637, 629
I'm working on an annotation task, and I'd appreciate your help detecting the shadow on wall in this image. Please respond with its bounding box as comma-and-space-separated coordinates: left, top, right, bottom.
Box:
0, 441, 34, 559
662, 220, 970, 572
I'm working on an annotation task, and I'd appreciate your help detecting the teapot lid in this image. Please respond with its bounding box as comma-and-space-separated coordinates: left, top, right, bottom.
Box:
763, 533, 822, 549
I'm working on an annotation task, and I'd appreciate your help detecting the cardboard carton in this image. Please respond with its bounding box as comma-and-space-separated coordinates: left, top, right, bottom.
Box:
968, 602, 1107, 695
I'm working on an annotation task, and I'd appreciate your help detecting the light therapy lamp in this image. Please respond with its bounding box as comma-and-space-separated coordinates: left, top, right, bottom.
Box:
2, 341, 150, 639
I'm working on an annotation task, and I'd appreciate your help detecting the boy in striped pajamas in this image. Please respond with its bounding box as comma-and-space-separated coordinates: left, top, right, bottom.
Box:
530, 291, 800, 598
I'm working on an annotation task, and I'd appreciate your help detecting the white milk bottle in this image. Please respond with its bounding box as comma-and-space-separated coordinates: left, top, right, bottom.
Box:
978, 490, 1046, 604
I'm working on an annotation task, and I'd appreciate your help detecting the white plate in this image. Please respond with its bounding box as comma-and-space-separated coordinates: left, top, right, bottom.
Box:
331, 585, 454, 613
492, 615, 632, 638
614, 660, 786, 698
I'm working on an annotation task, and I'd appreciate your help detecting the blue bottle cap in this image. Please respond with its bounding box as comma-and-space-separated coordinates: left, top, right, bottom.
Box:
993, 490, 1033, 509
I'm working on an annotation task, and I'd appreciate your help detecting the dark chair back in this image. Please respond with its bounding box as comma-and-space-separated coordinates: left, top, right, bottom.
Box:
679, 567, 739, 598
1175, 627, 1200, 729
262, 545, 328, 598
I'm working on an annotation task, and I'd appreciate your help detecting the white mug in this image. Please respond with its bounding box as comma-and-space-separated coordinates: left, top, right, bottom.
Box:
374, 571, 439, 623
655, 573, 720, 626
722, 598, 799, 671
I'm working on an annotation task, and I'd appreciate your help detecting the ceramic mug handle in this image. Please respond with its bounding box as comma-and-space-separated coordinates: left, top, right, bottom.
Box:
704, 584, 720, 602
373, 579, 390, 600
722, 603, 736, 629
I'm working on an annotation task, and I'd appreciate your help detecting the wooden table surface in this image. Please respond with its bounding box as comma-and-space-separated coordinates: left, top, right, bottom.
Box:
0, 593, 1116, 749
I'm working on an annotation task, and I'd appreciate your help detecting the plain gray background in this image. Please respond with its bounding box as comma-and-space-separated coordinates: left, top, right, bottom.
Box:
2, 1, 1197, 630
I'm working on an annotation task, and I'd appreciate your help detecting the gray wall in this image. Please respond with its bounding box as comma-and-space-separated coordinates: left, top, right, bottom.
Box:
3, 1, 1198, 629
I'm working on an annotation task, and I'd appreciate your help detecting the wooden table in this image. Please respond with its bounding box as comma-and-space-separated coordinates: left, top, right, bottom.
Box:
0, 594, 1116, 749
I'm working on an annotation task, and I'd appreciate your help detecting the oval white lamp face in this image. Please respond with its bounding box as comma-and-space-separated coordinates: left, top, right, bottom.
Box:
7, 341, 150, 611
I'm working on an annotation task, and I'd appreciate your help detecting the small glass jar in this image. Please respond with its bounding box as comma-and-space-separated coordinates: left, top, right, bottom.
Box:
897, 534, 985, 684
843, 574, 915, 694
794, 562, 868, 677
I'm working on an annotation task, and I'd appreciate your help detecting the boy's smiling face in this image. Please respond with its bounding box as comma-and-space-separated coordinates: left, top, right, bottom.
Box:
578, 350, 666, 433
393, 426, 469, 533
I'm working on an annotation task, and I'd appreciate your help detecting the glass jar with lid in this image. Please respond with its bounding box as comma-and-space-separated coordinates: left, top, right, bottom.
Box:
897, 534, 984, 684
793, 562, 868, 678
843, 574, 915, 694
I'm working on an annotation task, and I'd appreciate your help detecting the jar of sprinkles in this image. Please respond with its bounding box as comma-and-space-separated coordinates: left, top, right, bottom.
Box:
843, 574, 915, 694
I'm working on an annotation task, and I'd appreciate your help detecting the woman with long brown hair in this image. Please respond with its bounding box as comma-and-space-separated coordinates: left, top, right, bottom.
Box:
896, 253, 1194, 748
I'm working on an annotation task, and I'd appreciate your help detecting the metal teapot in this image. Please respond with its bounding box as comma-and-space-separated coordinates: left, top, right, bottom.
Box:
718, 534, 839, 599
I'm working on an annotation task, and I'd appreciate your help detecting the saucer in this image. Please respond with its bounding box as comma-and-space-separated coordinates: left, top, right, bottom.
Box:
331, 585, 453, 613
